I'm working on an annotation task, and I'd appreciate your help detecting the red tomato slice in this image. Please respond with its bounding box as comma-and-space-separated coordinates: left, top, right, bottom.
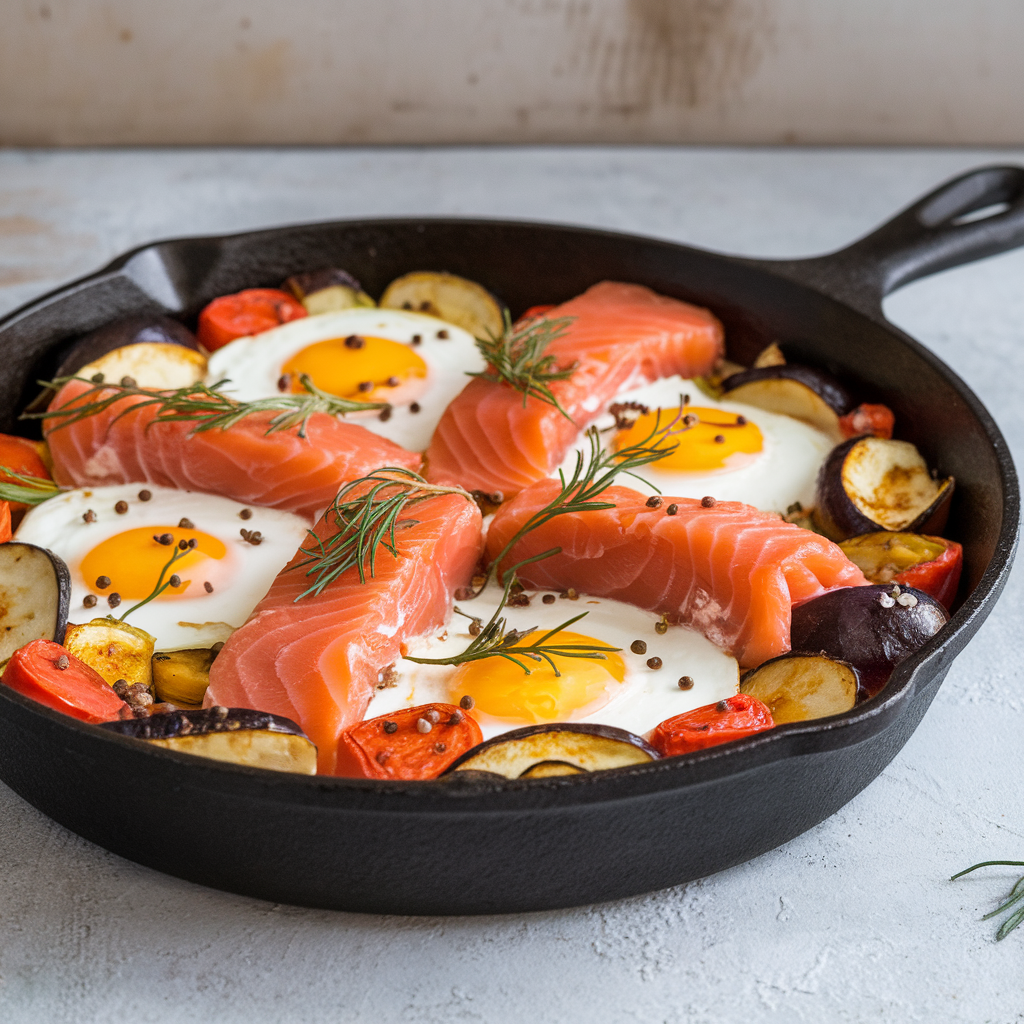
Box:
648, 693, 774, 757
337, 703, 483, 780
2, 639, 129, 723
197, 288, 307, 352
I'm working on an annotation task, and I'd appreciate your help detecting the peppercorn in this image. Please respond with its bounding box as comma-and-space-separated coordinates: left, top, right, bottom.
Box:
647, 656, 663, 669
107, 593, 121, 608
178, 518, 194, 530
666, 504, 678, 516
678, 676, 694, 690
239, 508, 253, 520
383, 720, 398, 734
83, 594, 97, 608
701, 496, 716, 508
542, 593, 556, 604
410, 402, 421, 413
646, 496, 662, 508
114, 500, 129, 514
630, 639, 647, 655
138, 490, 152, 502
82, 510, 97, 523
379, 407, 392, 422
460, 695, 474, 710
344, 334, 365, 349
95, 575, 111, 589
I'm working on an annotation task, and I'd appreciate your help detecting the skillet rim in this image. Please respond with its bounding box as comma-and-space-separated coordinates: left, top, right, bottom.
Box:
0, 212, 1017, 811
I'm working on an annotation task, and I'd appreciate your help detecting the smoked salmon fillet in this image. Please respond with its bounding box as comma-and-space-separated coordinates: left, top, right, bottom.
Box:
205, 491, 482, 774
45, 379, 421, 520
485, 482, 867, 668
425, 281, 724, 497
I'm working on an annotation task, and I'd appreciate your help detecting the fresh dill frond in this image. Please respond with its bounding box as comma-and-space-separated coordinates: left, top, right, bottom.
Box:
118, 543, 191, 623
289, 468, 473, 600
486, 408, 688, 585
0, 466, 59, 506
470, 310, 578, 419
404, 572, 619, 676
952, 860, 1024, 940
25, 374, 388, 440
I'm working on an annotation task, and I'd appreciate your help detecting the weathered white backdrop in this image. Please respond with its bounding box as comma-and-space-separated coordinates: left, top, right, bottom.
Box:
2, 0, 1024, 146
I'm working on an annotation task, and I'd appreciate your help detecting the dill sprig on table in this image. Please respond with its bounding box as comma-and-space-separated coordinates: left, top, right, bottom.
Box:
290, 468, 473, 599
0, 466, 59, 506
952, 860, 1024, 940
404, 572, 619, 676
470, 311, 579, 419
25, 374, 388, 440
486, 408, 687, 585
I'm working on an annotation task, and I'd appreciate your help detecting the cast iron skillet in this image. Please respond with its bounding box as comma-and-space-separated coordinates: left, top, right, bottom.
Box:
0, 166, 1021, 915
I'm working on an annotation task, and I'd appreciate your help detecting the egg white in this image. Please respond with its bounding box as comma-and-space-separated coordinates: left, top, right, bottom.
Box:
363, 584, 739, 741
559, 376, 836, 514
205, 308, 485, 452
15, 484, 309, 651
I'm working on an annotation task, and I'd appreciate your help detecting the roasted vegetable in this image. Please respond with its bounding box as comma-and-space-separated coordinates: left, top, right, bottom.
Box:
283, 268, 374, 315
839, 403, 895, 440
2, 638, 129, 722
740, 652, 858, 723
0, 502, 9, 542
518, 760, 586, 778
56, 315, 201, 379
101, 706, 317, 774
151, 648, 216, 707
647, 694, 774, 757
790, 584, 949, 698
0, 542, 71, 662
336, 703, 483, 780
0, 433, 53, 514
720, 364, 853, 436
62, 618, 156, 690
839, 532, 963, 609
446, 723, 658, 779
196, 288, 307, 351
814, 435, 955, 541
379, 271, 506, 340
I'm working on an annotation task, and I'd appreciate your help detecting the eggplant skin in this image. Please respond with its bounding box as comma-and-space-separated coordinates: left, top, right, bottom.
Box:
101, 707, 316, 774
721, 364, 854, 415
444, 722, 658, 779
56, 316, 199, 378
789, 585, 948, 699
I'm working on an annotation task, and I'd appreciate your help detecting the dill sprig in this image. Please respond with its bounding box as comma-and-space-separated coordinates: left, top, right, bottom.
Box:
0, 466, 59, 506
952, 860, 1024, 940
486, 408, 688, 585
290, 468, 472, 599
404, 572, 619, 676
117, 543, 191, 623
25, 374, 388, 440
470, 310, 579, 419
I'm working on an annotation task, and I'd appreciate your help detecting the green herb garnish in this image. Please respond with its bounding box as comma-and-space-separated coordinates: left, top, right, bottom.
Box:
486, 408, 686, 585
952, 860, 1024, 940
404, 572, 618, 675
470, 311, 578, 419
290, 468, 472, 599
118, 542, 192, 623
0, 466, 58, 506
25, 374, 388, 440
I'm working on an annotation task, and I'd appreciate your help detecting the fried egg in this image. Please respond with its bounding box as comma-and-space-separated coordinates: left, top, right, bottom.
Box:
364, 584, 739, 740
559, 376, 836, 514
206, 308, 485, 451
15, 484, 309, 650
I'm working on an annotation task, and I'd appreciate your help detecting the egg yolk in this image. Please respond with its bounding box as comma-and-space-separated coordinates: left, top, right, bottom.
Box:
80, 527, 226, 600
615, 405, 763, 472
281, 335, 427, 401
451, 631, 626, 726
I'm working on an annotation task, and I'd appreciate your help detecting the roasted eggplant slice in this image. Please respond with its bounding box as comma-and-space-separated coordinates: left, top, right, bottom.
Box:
790, 584, 949, 699
63, 618, 156, 689
839, 532, 963, 609
445, 723, 658, 779
379, 271, 507, 340
56, 315, 201, 377
0, 542, 71, 662
151, 648, 216, 707
518, 760, 587, 778
814, 436, 955, 541
740, 652, 858, 724
283, 268, 375, 314
720, 364, 853, 436
101, 707, 317, 774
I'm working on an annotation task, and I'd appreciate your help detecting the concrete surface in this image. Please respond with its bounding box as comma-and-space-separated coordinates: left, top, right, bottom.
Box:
3, 2, 1024, 146
0, 147, 1022, 1023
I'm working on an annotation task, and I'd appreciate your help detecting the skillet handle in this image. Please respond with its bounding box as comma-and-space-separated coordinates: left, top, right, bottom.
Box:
777, 165, 1024, 312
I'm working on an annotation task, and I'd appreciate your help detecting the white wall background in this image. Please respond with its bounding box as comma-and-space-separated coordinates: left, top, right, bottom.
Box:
2, 0, 1023, 146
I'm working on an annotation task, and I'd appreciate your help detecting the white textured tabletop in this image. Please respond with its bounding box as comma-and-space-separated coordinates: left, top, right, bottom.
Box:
0, 148, 1022, 1024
